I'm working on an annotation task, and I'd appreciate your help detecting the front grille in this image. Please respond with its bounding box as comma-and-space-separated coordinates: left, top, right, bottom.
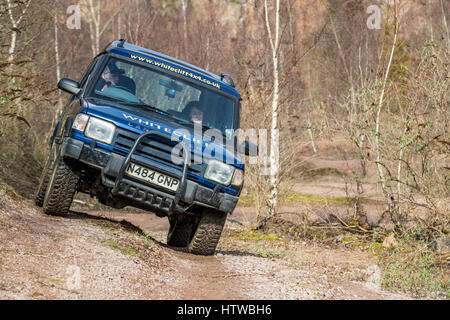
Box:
112, 128, 203, 175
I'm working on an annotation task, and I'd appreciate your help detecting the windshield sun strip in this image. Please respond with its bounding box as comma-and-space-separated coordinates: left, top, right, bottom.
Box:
107, 52, 240, 103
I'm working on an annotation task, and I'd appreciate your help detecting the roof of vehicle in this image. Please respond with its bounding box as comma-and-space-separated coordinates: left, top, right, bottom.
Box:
103, 40, 240, 99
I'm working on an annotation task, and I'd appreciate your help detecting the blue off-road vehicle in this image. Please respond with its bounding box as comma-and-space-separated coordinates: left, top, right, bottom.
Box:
35, 39, 255, 255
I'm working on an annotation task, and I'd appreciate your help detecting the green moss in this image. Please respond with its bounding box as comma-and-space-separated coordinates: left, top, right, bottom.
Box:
239, 244, 288, 259
0, 181, 21, 200
140, 232, 155, 247
379, 238, 449, 298
31, 292, 44, 298
103, 239, 139, 256
301, 227, 336, 240
230, 230, 282, 241
282, 192, 351, 205
40, 276, 65, 285
237, 195, 255, 206
237, 191, 356, 207
370, 242, 384, 250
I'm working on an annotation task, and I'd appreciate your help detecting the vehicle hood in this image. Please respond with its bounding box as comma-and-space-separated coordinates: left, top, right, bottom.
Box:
83, 98, 244, 169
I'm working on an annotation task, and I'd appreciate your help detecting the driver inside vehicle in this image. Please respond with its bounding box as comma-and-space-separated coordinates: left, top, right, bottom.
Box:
101, 64, 124, 91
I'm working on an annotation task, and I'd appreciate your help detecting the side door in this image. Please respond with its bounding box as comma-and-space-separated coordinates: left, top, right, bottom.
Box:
51, 56, 103, 148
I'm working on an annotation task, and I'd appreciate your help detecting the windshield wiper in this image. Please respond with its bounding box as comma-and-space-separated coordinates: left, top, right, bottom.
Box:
169, 116, 218, 132
120, 101, 169, 116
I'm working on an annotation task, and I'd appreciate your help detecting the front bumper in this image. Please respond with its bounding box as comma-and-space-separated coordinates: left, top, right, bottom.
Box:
61, 136, 239, 216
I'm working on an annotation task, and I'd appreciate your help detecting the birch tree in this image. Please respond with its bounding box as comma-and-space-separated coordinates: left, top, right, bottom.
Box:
87, 0, 101, 56
54, 6, 63, 112
181, 0, 188, 58
375, 0, 400, 229
123, 0, 156, 47
5, 0, 32, 63
85, 0, 127, 56
264, 0, 280, 217
440, 0, 449, 45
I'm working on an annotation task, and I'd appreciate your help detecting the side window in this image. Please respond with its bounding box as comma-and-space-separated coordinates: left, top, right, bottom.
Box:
79, 56, 100, 88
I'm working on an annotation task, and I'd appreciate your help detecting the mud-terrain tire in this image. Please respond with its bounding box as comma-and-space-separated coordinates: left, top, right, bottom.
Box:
187, 209, 227, 256
167, 217, 196, 247
42, 156, 79, 216
35, 141, 59, 207
35, 156, 56, 207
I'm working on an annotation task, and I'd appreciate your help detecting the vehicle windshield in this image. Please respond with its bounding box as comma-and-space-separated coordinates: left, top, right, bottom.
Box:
89, 56, 237, 136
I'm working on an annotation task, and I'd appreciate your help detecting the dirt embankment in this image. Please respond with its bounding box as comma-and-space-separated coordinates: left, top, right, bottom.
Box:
0, 189, 411, 300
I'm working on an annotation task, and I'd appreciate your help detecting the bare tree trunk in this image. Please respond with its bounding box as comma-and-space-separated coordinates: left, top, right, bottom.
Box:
121, 1, 150, 47
87, 0, 123, 56
205, 36, 210, 70
6, 0, 32, 83
181, 0, 188, 58
428, 0, 434, 42
330, 16, 349, 78
134, 0, 142, 45
307, 120, 316, 153
440, 0, 449, 45
87, 2, 97, 57
118, 0, 122, 38
306, 63, 317, 153
7, 28, 17, 62
264, 0, 280, 217
6, 0, 17, 62
375, 0, 400, 228
396, 127, 407, 221
54, 11, 63, 113
286, 0, 295, 55
244, 0, 257, 58
88, 0, 101, 56
357, 45, 367, 177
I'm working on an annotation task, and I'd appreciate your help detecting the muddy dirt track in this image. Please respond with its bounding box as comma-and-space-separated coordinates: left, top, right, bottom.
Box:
0, 193, 410, 300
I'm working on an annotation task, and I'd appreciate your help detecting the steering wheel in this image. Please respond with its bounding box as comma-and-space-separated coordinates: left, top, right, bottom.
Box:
113, 85, 133, 94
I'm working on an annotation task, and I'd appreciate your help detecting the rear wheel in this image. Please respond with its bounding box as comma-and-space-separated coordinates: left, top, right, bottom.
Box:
42, 154, 79, 217
187, 209, 227, 256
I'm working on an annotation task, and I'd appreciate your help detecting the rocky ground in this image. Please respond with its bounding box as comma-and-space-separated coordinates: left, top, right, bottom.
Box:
0, 191, 411, 300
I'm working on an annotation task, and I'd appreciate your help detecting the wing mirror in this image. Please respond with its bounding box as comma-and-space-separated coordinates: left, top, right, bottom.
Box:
58, 78, 81, 95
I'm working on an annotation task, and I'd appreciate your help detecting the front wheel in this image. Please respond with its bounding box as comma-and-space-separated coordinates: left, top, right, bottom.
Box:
187, 209, 227, 256
35, 142, 59, 207
42, 155, 79, 217
35, 157, 55, 207
167, 216, 197, 247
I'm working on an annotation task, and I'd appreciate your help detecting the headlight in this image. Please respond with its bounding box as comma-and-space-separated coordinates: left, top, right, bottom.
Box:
72, 113, 90, 131
231, 169, 244, 187
84, 117, 116, 144
204, 160, 235, 185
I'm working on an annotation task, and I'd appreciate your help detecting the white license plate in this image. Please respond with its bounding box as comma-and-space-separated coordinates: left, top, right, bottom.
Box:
126, 163, 180, 192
